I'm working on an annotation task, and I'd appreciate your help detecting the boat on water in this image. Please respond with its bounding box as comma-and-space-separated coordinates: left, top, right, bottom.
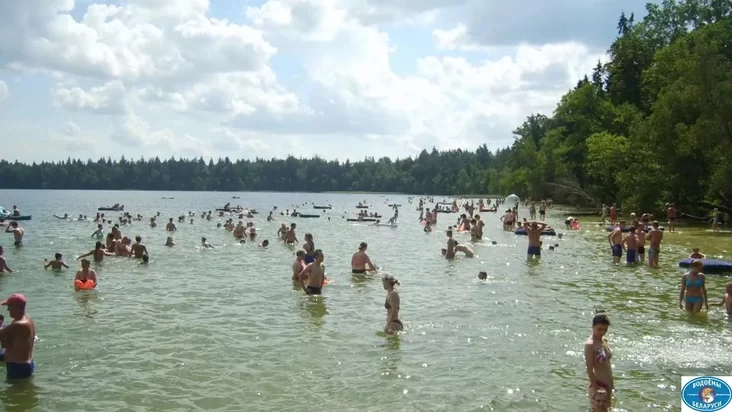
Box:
0, 206, 32, 221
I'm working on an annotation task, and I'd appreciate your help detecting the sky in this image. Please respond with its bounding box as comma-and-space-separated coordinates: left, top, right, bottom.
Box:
0, 0, 656, 163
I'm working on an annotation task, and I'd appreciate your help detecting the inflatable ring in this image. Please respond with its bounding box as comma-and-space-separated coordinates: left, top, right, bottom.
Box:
74, 279, 95, 291
514, 228, 557, 236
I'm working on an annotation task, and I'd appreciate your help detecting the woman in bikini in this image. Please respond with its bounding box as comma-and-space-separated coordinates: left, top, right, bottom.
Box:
679, 259, 708, 313
584, 311, 613, 402
383, 275, 403, 334
303, 233, 315, 264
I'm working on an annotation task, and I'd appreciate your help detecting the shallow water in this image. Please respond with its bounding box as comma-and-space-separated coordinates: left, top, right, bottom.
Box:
0, 190, 730, 411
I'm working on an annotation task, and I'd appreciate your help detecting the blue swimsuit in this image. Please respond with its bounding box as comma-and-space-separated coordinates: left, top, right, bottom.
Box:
685, 276, 704, 304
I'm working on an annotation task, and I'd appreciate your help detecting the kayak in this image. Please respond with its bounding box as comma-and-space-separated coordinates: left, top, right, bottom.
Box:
98, 207, 123, 211
313, 205, 332, 210
347, 218, 377, 222
297, 214, 321, 218
2, 215, 31, 221
480, 208, 497, 212
356, 205, 370, 209
678, 258, 732, 274
514, 228, 557, 236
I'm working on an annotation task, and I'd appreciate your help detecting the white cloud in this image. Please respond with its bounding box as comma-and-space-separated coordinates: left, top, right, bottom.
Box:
0, 0, 618, 161
60, 121, 80, 136
0, 79, 7, 101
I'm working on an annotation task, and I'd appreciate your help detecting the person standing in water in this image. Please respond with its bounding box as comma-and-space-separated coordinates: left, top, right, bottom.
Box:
584, 311, 613, 403
298, 249, 325, 295
91, 224, 105, 239
679, 259, 708, 313
292, 250, 307, 281
284, 223, 298, 245
74, 259, 98, 290
622, 226, 639, 265
130, 235, 149, 259
635, 223, 647, 263
44, 253, 69, 271
351, 242, 376, 274
78, 241, 114, 263
303, 233, 315, 263
5, 222, 24, 246
0, 293, 36, 380
646, 221, 663, 268
525, 221, 547, 260
166, 218, 177, 231
383, 275, 403, 334
0, 245, 13, 273
666, 203, 678, 233
608, 221, 625, 265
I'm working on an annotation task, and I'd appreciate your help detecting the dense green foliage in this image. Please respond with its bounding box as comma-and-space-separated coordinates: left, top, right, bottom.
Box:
1, 0, 731, 215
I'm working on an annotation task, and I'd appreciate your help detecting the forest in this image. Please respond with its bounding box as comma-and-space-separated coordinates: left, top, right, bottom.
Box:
0, 0, 731, 217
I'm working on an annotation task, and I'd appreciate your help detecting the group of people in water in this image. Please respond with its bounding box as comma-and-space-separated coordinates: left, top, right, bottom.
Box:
1, 195, 730, 412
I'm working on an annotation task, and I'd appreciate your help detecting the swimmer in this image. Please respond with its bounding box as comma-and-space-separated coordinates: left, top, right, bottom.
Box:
383, 275, 403, 334
0, 245, 13, 273
351, 242, 376, 274
259, 240, 269, 248
75, 259, 98, 290
150, 217, 157, 228
635, 223, 646, 262
201, 237, 214, 249
424, 221, 432, 232
166, 218, 177, 231
91, 224, 104, 239
591, 388, 610, 412
292, 250, 307, 281
130, 235, 149, 259
0, 293, 36, 380
470, 219, 480, 241
165, 237, 175, 247
44, 253, 69, 271
679, 259, 708, 313
277, 223, 287, 240
284, 223, 298, 244
689, 248, 706, 259
646, 221, 664, 268
298, 249, 326, 295
607, 221, 625, 265
525, 221, 547, 260
584, 311, 613, 402
478, 271, 487, 280
710, 281, 732, 316
5, 222, 24, 246
444, 228, 458, 259
78, 241, 114, 263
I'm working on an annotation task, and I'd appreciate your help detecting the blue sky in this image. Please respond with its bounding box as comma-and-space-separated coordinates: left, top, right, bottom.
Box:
0, 0, 655, 163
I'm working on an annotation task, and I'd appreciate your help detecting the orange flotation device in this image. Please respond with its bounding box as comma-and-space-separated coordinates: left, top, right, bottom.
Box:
74, 279, 95, 291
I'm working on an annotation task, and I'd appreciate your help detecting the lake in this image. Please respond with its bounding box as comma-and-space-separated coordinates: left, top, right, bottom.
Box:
0, 189, 730, 411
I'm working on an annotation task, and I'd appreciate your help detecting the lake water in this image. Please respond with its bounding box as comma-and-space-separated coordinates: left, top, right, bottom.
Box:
0, 189, 731, 411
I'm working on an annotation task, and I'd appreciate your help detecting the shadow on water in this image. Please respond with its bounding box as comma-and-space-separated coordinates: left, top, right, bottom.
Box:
350, 273, 377, 288
74, 291, 99, 318
0, 380, 40, 412
301, 296, 328, 327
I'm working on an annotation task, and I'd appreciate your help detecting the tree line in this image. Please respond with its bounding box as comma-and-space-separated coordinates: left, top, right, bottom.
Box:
1, 0, 731, 217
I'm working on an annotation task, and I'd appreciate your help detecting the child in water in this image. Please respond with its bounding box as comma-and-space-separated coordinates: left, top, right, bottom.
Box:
710, 282, 732, 316
477, 271, 487, 280
44, 253, 70, 270
591, 388, 610, 412
689, 248, 706, 259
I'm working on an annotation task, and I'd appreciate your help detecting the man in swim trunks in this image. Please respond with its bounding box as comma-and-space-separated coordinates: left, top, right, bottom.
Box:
233, 221, 245, 239
351, 242, 376, 274
474, 215, 485, 239
635, 223, 646, 263
0, 294, 35, 380
646, 221, 663, 268
0, 246, 13, 273
608, 221, 625, 265
130, 236, 149, 259
284, 223, 298, 244
525, 221, 547, 260
622, 226, 639, 265
299, 249, 326, 295
5, 222, 24, 246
